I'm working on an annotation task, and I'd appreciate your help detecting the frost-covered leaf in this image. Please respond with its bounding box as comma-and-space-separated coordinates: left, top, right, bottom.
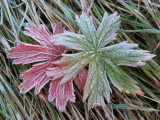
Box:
8, 24, 79, 111
47, 52, 91, 85
23, 24, 51, 47
54, 12, 155, 108
106, 65, 144, 95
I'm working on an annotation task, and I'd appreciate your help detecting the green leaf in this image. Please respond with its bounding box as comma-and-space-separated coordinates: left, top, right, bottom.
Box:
54, 12, 155, 108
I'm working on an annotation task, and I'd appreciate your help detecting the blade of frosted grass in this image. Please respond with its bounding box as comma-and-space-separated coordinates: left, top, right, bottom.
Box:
100, 0, 132, 14
36, 1, 52, 24
127, 0, 137, 9
143, 0, 160, 28
1, 0, 19, 41
120, 18, 151, 28
0, 86, 11, 119
72, 0, 81, 9
0, 110, 10, 119
118, 29, 160, 33
44, 2, 72, 29
10, 1, 32, 23
0, 74, 30, 120
138, 81, 160, 102
50, 0, 78, 29
72, 103, 85, 120
144, 65, 160, 80
117, 0, 151, 26
92, 4, 103, 21
0, 82, 21, 119
10, 0, 29, 34
0, 35, 11, 49
38, 94, 59, 120
0, 4, 3, 25
106, 103, 159, 111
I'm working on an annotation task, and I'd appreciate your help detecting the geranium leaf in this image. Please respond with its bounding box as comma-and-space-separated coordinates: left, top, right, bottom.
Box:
23, 24, 51, 47
54, 12, 155, 108
20, 62, 52, 94
53, 32, 86, 50
106, 65, 144, 95
8, 24, 80, 111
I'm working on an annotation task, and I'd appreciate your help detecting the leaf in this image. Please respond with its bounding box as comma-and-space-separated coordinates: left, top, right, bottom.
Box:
8, 24, 82, 111
75, 13, 97, 48
53, 31, 89, 50
53, 12, 155, 108
46, 52, 90, 85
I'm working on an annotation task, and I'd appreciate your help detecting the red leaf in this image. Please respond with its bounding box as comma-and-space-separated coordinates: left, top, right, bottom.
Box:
8, 23, 88, 111
8, 24, 66, 96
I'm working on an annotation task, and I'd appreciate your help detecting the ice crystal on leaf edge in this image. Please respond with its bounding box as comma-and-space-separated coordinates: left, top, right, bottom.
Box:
8, 12, 155, 111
